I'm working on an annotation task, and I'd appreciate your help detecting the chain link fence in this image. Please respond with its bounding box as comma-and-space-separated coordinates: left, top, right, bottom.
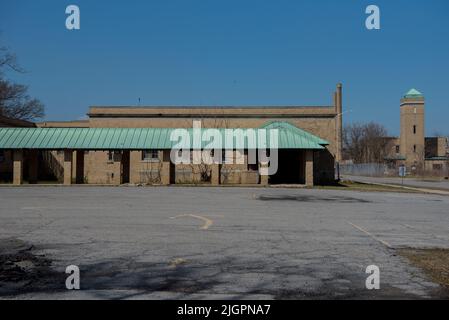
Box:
339, 163, 389, 177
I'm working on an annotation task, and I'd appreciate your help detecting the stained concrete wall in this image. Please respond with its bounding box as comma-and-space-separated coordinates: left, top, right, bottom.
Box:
84, 151, 122, 185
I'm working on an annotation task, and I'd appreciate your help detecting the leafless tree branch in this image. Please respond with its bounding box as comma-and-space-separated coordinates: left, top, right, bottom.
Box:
343, 122, 390, 164
0, 41, 44, 121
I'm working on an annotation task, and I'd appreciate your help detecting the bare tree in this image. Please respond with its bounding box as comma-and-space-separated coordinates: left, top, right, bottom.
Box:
343, 122, 389, 163
363, 122, 390, 163
179, 113, 231, 184
0, 45, 26, 74
0, 44, 44, 120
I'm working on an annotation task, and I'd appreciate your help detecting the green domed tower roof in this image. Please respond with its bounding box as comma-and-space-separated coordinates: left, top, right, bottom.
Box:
404, 88, 424, 99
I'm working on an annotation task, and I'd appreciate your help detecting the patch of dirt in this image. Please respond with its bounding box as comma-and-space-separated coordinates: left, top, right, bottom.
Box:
399, 248, 449, 290
0, 238, 65, 297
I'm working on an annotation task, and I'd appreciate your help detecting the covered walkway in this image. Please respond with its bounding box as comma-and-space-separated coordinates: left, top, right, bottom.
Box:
0, 122, 329, 186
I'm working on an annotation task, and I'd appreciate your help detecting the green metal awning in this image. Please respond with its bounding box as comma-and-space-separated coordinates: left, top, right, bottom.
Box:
262, 121, 329, 146
0, 122, 328, 150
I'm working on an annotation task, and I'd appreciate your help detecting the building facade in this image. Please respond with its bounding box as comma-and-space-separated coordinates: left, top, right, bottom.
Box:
0, 84, 345, 186
385, 89, 449, 175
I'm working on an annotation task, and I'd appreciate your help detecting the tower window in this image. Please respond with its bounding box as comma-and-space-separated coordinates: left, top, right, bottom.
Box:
413, 125, 416, 134
413, 145, 417, 153
395, 145, 400, 154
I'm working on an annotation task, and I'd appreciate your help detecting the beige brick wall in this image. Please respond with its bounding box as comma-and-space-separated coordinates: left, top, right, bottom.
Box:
14, 148, 272, 185
89, 117, 338, 158
171, 150, 260, 184
83, 151, 121, 184
400, 98, 425, 169
424, 159, 449, 174
383, 138, 401, 159
437, 137, 448, 157
129, 150, 165, 185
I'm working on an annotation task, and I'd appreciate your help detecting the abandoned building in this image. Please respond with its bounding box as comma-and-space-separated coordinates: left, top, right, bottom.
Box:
383, 89, 449, 174
0, 84, 344, 186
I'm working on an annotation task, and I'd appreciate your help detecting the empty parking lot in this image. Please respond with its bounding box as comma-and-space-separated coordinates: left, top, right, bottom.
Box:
1, 186, 449, 299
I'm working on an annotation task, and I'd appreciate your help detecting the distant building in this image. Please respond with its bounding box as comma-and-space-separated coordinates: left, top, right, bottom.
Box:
384, 89, 449, 174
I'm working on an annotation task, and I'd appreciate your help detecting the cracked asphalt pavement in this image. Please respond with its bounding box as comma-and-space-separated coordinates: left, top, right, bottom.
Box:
1, 186, 449, 299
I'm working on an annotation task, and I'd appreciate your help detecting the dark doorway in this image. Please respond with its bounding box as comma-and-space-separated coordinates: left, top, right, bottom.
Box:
121, 150, 130, 184
75, 151, 85, 184
170, 162, 176, 184
0, 150, 13, 183
269, 149, 303, 184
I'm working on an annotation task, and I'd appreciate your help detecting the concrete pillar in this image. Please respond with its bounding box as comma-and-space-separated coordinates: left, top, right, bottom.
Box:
28, 150, 38, 184
305, 150, 314, 187
211, 164, 220, 185
129, 151, 140, 184
13, 150, 23, 185
161, 163, 170, 185
160, 150, 171, 185
71, 151, 77, 180
259, 163, 269, 186
63, 150, 73, 185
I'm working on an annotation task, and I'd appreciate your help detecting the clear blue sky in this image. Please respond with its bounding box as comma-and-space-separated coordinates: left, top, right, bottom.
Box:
1, 0, 448, 136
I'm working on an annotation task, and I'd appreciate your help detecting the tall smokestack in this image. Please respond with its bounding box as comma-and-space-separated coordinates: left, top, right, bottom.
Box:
335, 83, 343, 163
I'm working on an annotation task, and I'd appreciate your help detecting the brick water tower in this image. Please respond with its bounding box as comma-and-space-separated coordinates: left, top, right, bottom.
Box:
400, 88, 425, 172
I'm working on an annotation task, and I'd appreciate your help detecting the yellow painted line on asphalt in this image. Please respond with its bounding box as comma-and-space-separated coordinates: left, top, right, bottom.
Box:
348, 221, 392, 248
171, 214, 213, 230
169, 258, 188, 268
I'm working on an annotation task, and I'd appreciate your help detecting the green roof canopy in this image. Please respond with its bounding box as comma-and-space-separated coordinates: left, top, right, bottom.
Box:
404, 88, 423, 98
0, 122, 329, 150
262, 121, 329, 146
